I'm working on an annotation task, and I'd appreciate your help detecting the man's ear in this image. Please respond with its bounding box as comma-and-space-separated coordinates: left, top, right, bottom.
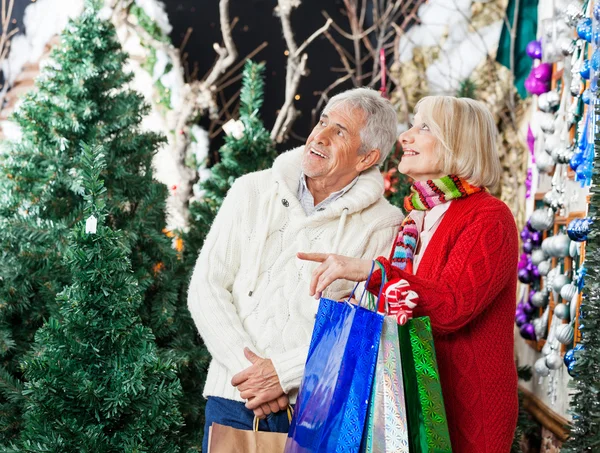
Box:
356, 149, 381, 172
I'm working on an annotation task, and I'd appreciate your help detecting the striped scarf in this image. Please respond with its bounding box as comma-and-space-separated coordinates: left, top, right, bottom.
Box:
391, 175, 484, 272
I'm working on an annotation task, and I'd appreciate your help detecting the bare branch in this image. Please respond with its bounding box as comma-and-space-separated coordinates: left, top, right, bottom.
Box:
204, 0, 238, 87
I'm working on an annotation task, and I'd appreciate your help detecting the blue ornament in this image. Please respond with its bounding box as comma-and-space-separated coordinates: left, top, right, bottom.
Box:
595, 3, 600, 21
567, 217, 592, 241
577, 267, 587, 291
568, 361, 577, 377
564, 348, 575, 367
583, 89, 591, 104
578, 17, 593, 42
570, 149, 585, 171
581, 59, 591, 80
576, 161, 593, 186
593, 50, 600, 71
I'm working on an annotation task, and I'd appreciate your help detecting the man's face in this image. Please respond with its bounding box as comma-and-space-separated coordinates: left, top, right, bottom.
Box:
301, 104, 366, 183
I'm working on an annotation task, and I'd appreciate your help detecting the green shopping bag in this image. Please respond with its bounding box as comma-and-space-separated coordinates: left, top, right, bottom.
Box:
398, 317, 452, 453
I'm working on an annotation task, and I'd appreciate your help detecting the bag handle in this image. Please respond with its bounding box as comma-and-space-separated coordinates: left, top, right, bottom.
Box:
253, 405, 294, 432
345, 260, 386, 311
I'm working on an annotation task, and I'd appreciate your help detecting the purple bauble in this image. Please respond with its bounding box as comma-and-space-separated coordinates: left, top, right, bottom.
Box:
523, 302, 536, 315
515, 313, 529, 327
520, 229, 530, 241
520, 323, 537, 341
531, 266, 540, 279
523, 241, 534, 254
531, 231, 542, 245
518, 268, 533, 284
531, 63, 553, 82
526, 40, 543, 60
525, 75, 550, 95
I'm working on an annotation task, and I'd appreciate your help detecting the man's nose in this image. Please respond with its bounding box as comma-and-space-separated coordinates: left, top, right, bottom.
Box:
313, 128, 331, 145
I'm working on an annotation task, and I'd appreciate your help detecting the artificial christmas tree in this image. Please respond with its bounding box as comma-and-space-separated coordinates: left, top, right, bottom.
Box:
10, 144, 183, 453
0, 2, 203, 448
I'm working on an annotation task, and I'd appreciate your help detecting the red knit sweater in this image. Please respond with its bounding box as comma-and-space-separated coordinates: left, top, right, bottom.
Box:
367, 191, 519, 453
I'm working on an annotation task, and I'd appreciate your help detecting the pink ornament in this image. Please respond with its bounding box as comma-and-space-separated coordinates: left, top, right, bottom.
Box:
531, 63, 553, 82
525, 75, 550, 95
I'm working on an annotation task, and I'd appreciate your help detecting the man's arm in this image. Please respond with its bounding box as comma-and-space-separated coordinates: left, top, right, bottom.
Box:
187, 178, 258, 376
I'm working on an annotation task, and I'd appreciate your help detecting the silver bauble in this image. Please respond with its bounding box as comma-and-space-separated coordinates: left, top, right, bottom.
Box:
571, 74, 583, 96
560, 283, 578, 301
544, 134, 561, 153
569, 293, 579, 319
534, 357, 551, 377
557, 148, 573, 164
531, 249, 548, 265
535, 151, 556, 173
546, 352, 563, 370
530, 208, 555, 231
531, 291, 549, 308
565, 1, 584, 26
552, 274, 571, 293
543, 190, 559, 207
554, 302, 570, 320
558, 37, 576, 56
551, 234, 571, 257
538, 93, 552, 113
556, 323, 575, 345
540, 116, 556, 134
542, 342, 553, 356
538, 260, 551, 276
569, 240, 581, 257
542, 236, 555, 255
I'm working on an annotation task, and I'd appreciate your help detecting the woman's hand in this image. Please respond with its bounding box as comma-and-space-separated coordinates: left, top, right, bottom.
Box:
297, 252, 373, 299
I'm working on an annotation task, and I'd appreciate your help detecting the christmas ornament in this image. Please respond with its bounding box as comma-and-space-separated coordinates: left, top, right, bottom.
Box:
540, 116, 557, 134
534, 315, 548, 339
546, 352, 563, 370
515, 313, 529, 327
552, 234, 572, 257
532, 63, 553, 82
577, 17, 593, 42
538, 91, 561, 112
544, 134, 561, 153
531, 249, 548, 265
571, 73, 583, 96
556, 323, 575, 345
565, 1, 584, 26
558, 36, 576, 56
570, 293, 579, 319
520, 323, 536, 340
560, 283, 578, 301
531, 291, 549, 308
538, 260, 551, 276
580, 59, 591, 79
530, 208, 555, 231
526, 76, 551, 95
535, 357, 551, 376
526, 40, 543, 59
552, 273, 571, 292
567, 217, 592, 241
569, 240, 580, 257
542, 342, 553, 356
523, 301, 537, 315
554, 303, 570, 320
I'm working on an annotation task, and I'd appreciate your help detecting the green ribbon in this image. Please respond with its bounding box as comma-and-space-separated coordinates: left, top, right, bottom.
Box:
399, 317, 452, 453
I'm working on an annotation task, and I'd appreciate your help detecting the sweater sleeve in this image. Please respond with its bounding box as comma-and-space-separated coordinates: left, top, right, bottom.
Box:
368, 213, 518, 335
187, 179, 257, 376
270, 218, 401, 393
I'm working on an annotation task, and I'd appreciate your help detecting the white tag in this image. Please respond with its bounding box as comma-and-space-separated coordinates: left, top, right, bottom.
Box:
222, 119, 245, 139
85, 215, 97, 234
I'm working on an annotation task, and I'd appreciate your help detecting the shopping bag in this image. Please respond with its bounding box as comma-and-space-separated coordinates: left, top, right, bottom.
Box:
361, 316, 410, 452
398, 317, 452, 453
285, 264, 385, 453
208, 407, 292, 453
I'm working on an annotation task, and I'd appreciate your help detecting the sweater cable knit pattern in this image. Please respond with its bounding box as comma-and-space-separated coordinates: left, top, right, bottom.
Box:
367, 191, 519, 453
188, 147, 403, 403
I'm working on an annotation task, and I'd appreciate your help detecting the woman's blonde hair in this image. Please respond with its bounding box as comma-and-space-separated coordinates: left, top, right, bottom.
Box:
414, 96, 501, 189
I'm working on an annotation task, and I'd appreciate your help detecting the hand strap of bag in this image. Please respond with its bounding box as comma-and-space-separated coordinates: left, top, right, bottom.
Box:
253, 405, 294, 432
345, 260, 386, 311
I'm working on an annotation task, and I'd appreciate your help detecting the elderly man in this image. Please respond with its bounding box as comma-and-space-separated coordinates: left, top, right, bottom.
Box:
188, 87, 403, 450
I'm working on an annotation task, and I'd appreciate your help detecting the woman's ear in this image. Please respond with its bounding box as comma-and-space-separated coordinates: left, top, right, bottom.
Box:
356, 149, 381, 172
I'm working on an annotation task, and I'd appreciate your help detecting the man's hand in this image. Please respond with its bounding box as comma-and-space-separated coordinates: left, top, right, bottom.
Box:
297, 252, 373, 299
252, 394, 290, 419
231, 348, 285, 411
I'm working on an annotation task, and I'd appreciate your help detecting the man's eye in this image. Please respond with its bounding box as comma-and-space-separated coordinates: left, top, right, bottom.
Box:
337, 130, 344, 137
320, 120, 326, 126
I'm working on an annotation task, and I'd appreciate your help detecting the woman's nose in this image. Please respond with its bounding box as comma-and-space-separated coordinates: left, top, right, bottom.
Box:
399, 129, 414, 144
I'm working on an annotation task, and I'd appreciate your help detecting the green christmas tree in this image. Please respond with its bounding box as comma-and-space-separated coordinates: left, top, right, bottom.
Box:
563, 104, 600, 452
0, 2, 203, 447
181, 60, 277, 273
10, 144, 183, 452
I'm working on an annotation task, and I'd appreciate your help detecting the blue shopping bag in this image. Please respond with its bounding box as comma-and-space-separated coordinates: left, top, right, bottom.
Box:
284, 264, 385, 453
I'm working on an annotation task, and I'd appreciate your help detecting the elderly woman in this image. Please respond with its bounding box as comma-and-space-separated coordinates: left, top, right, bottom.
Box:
299, 96, 518, 453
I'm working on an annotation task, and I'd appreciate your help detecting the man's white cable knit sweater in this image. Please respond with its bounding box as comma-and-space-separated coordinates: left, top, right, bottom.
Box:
187, 147, 403, 403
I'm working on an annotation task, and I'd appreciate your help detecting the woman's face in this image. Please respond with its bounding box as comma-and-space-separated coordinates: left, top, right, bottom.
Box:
397, 113, 445, 181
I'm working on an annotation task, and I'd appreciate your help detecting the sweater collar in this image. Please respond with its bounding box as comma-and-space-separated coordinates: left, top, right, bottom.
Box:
272, 146, 386, 218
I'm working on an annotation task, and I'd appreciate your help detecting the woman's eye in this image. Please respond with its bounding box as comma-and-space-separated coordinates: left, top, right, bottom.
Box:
421, 123, 430, 131
408, 123, 413, 129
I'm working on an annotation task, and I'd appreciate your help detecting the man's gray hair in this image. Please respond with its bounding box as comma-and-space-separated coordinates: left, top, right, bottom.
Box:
323, 87, 398, 165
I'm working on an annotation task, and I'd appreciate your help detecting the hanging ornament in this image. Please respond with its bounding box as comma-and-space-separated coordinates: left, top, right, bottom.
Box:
546, 352, 563, 370
538, 91, 561, 112
554, 303, 570, 320
552, 273, 571, 292
577, 17, 593, 42
551, 234, 572, 257
560, 283, 578, 301
537, 260, 551, 276
530, 208, 555, 231
571, 72, 583, 96
536, 151, 556, 172
540, 115, 557, 134
526, 40, 543, 59
565, 1, 585, 26
520, 323, 537, 340
556, 323, 575, 345
567, 217, 592, 241
544, 133, 561, 153
558, 36, 577, 56
580, 59, 591, 79
531, 291, 549, 308
535, 357, 551, 377
531, 249, 548, 265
